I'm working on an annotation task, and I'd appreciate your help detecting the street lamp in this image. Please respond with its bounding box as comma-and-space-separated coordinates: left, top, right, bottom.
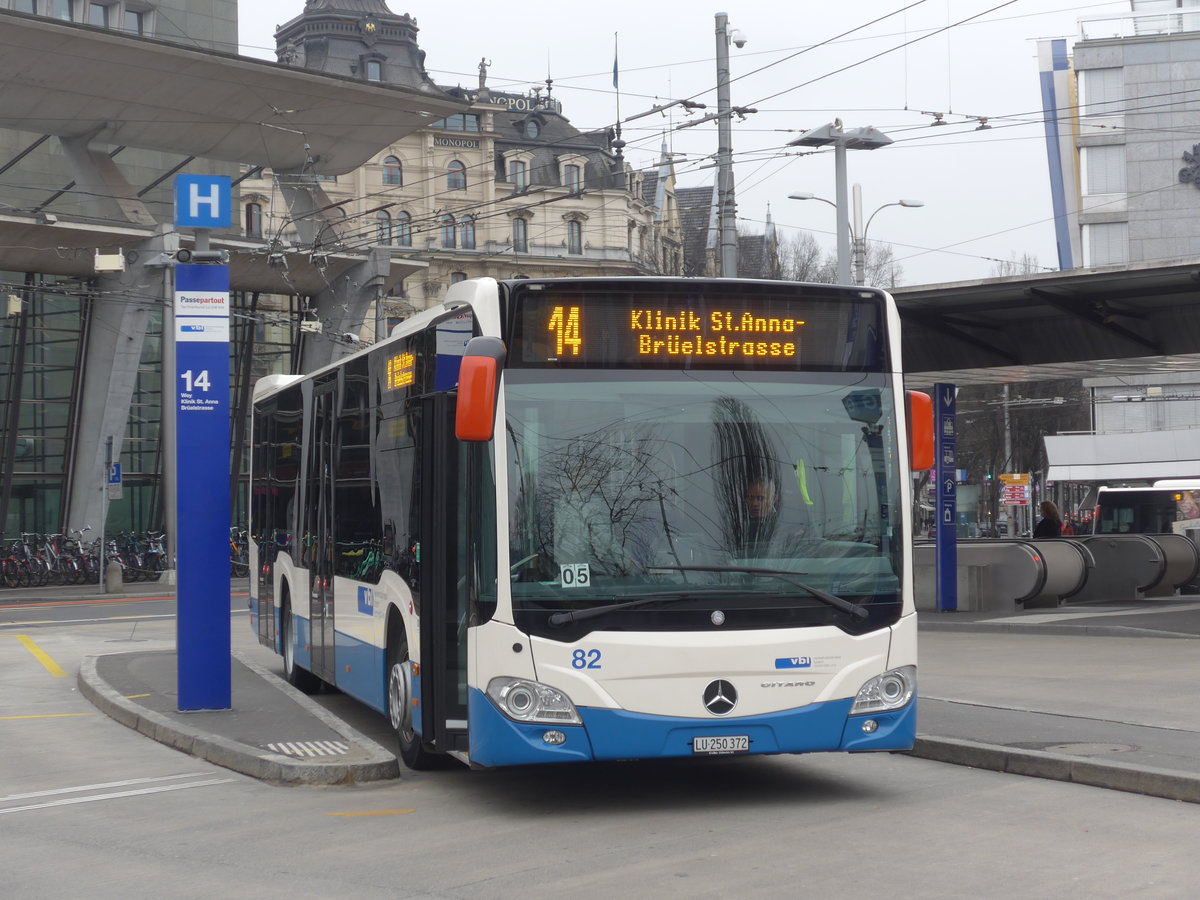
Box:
787, 121, 894, 284
715, 12, 747, 278
788, 184, 923, 286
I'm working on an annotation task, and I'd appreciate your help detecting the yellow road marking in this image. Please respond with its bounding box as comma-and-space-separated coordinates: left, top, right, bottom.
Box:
13, 635, 67, 678
0, 712, 94, 720
328, 809, 416, 817
126, 693, 151, 699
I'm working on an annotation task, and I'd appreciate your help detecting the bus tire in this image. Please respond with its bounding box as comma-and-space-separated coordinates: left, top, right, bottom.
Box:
281, 595, 321, 694
387, 633, 439, 770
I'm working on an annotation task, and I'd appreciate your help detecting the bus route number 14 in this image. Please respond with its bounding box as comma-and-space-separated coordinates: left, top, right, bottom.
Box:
180, 370, 211, 392
548, 305, 582, 357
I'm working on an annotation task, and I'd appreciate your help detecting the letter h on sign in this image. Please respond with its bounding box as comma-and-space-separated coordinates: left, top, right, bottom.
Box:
174, 175, 232, 229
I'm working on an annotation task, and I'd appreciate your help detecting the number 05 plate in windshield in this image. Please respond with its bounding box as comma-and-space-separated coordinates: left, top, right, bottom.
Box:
692, 735, 750, 755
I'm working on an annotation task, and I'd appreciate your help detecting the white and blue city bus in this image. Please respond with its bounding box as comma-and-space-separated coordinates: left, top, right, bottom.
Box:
249, 277, 934, 769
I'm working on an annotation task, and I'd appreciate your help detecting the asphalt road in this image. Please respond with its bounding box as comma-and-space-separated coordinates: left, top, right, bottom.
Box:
2, 592, 1198, 898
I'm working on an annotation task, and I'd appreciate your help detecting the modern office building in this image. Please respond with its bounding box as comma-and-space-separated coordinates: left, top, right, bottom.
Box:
1035, 1, 1200, 485
1039, 0, 1200, 270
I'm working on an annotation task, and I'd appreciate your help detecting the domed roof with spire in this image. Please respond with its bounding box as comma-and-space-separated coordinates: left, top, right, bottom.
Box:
305, 0, 394, 12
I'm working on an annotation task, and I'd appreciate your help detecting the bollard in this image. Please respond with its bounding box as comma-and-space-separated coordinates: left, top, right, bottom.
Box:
104, 560, 123, 593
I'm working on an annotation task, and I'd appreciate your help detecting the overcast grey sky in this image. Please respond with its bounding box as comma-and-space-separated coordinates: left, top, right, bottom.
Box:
239, 1, 1137, 286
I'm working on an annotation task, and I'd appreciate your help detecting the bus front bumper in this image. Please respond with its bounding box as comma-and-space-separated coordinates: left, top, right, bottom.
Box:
466, 688, 916, 768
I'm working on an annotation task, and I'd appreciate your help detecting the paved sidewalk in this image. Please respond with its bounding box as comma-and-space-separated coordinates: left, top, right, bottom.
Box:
914, 596, 1200, 803
78, 648, 400, 785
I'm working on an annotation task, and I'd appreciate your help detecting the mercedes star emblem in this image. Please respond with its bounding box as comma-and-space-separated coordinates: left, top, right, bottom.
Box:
703, 679, 738, 716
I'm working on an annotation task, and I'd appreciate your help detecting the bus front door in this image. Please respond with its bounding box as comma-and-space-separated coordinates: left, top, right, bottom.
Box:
308, 378, 337, 683
418, 393, 469, 755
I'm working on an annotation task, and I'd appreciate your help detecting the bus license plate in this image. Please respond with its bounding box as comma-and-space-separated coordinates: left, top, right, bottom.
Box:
692, 735, 749, 755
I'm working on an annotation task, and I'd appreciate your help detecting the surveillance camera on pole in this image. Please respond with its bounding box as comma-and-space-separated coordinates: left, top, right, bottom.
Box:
175, 248, 230, 265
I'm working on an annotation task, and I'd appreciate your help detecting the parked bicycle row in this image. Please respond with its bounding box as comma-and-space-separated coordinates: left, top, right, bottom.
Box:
0, 528, 167, 588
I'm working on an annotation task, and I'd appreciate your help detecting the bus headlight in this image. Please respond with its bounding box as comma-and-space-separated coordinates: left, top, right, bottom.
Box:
850, 666, 915, 715
487, 677, 581, 725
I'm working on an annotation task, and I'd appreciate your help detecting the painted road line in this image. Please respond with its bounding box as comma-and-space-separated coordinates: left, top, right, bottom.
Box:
1, 614, 184, 628
14, 634, 67, 677
0, 778, 234, 815
0, 592, 249, 612
0, 712, 95, 720
0, 773, 214, 803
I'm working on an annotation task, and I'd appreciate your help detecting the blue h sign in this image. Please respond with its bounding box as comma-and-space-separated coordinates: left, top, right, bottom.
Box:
175, 175, 232, 229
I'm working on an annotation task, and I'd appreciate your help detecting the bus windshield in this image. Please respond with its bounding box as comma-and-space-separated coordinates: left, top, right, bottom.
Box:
503, 369, 903, 639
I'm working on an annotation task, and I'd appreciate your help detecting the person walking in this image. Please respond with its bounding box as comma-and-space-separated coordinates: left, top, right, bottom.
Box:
1033, 500, 1062, 538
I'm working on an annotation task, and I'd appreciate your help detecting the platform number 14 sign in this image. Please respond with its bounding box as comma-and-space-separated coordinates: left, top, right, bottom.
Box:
180, 370, 211, 392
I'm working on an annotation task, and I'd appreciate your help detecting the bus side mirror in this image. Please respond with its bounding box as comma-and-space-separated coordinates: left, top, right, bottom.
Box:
455, 336, 506, 442
906, 390, 934, 471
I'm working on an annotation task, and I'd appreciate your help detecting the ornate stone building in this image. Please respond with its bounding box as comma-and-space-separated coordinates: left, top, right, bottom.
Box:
242, 0, 683, 335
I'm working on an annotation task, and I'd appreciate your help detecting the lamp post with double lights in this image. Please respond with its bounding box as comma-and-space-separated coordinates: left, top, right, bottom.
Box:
787, 121, 896, 284
788, 184, 923, 286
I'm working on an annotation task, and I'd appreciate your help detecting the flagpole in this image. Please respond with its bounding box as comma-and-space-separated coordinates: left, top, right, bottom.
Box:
613, 32, 621, 123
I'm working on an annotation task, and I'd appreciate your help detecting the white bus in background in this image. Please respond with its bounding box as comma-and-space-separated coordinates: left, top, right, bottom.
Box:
1094, 481, 1200, 535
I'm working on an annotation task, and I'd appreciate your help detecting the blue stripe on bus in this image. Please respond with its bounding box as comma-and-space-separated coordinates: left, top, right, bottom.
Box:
467, 688, 916, 767
273, 613, 387, 714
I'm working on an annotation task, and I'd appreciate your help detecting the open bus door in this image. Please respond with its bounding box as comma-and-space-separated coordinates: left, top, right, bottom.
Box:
417, 392, 470, 755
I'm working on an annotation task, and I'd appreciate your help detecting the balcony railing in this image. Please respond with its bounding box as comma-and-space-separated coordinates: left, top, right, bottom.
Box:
1081, 9, 1200, 41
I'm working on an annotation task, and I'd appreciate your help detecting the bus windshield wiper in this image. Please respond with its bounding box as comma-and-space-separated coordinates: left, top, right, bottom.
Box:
646, 564, 869, 621
546, 588, 749, 627
546, 566, 869, 627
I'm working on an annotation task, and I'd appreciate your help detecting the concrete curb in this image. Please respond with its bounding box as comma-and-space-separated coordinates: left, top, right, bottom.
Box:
908, 735, 1200, 804
77, 651, 401, 786
918, 621, 1200, 640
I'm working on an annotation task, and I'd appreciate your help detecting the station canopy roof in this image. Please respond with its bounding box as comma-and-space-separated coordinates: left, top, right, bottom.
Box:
895, 260, 1200, 389
0, 12, 466, 175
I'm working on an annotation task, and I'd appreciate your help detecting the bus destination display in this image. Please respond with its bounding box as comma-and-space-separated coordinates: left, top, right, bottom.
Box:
514, 289, 885, 371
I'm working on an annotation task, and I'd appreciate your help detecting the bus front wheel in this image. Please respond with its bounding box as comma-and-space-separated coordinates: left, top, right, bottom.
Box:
387, 635, 438, 770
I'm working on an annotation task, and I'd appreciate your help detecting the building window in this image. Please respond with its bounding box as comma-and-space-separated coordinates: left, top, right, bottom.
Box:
1083, 222, 1129, 267
524, 120, 540, 138
1080, 67, 1124, 117
432, 114, 481, 132
450, 272, 468, 285
14, 1, 35, 12
447, 160, 466, 191
563, 164, 582, 191
365, 60, 383, 82
459, 217, 476, 250
88, 3, 109, 26
441, 215, 456, 248
47, 0, 70, 20
508, 160, 528, 190
512, 218, 528, 253
1082, 145, 1126, 194
124, 9, 143, 34
395, 211, 412, 247
376, 210, 392, 245
567, 220, 582, 255
244, 203, 263, 238
382, 155, 402, 186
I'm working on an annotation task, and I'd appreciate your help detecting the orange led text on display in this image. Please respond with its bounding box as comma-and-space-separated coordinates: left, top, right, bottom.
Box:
632, 309, 804, 359
387, 352, 416, 389
547, 305, 583, 356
